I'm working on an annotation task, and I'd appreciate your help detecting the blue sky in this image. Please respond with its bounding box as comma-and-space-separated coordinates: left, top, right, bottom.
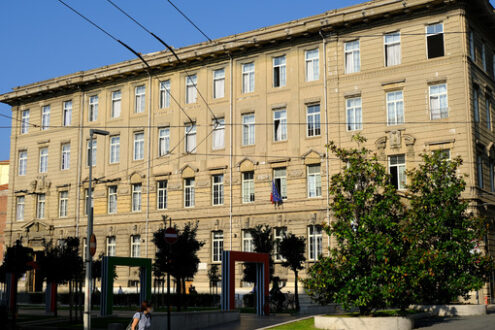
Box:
0, 0, 493, 161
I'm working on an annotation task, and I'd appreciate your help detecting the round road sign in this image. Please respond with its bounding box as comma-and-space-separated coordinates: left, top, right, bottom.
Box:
164, 227, 178, 245
89, 233, 97, 257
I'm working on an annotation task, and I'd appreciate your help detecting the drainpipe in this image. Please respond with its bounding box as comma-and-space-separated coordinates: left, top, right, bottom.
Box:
145, 72, 152, 257
75, 90, 84, 237
8, 105, 19, 246
229, 53, 234, 250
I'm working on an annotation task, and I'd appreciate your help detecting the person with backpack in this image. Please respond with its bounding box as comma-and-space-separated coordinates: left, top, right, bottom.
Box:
129, 301, 152, 330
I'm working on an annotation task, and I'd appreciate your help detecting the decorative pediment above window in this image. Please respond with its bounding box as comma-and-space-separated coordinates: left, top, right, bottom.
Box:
237, 158, 257, 172
129, 171, 145, 184
30, 175, 51, 193
302, 149, 323, 165
375, 136, 387, 150
181, 165, 197, 178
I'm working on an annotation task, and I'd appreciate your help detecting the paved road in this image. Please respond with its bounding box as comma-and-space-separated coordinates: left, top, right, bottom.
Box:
204, 313, 300, 330
415, 314, 495, 330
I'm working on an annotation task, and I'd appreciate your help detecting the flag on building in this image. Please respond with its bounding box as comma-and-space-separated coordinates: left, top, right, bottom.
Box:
270, 180, 283, 205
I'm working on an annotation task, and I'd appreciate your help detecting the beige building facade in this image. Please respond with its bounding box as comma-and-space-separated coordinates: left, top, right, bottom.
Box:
1, 0, 495, 300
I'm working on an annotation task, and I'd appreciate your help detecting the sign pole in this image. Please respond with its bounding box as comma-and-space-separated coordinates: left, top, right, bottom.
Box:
163, 217, 178, 330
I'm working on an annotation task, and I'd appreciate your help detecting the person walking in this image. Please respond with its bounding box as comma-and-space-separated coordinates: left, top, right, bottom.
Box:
130, 301, 152, 330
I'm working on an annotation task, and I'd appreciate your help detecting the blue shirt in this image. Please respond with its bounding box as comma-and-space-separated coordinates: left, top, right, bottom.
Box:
132, 312, 151, 330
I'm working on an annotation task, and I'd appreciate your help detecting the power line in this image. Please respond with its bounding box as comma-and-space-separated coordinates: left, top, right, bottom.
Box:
165, 0, 212, 42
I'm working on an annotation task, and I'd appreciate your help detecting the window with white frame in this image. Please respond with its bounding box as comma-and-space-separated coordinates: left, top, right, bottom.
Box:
344, 40, 360, 73
274, 227, 286, 261
482, 42, 487, 71
473, 87, 480, 123
185, 123, 196, 153
157, 180, 168, 210
389, 154, 406, 190
242, 62, 255, 93
308, 225, 322, 261
16, 196, 25, 221
59, 191, 68, 218
426, 23, 444, 59
386, 90, 404, 125
242, 230, 254, 252
305, 48, 319, 81
63, 101, 72, 126
132, 183, 142, 212
273, 55, 286, 87
135, 85, 146, 113
273, 167, 287, 200
242, 171, 255, 203
85, 188, 94, 215
212, 118, 225, 150
470, 31, 475, 59
384, 32, 401, 66
37, 193, 46, 219
39, 147, 48, 173
429, 84, 448, 120
131, 235, 140, 257
41, 105, 50, 130
346, 97, 362, 131
307, 164, 322, 198
478, 154, 484, 188
159, 128, 170, 156
110, 136, 120, 164
212, 174, 224, 206
307, 104, 321, 137
108, 186, 118, 214
107, 236, 116, 256
273, 109, 287, 141
87, 140, 97, 167
242, 114, 255, 146
184, 178, 195, 208
186, 74, 197, 104
486, 96, 491, 130
213, 68, 225, 98
160, 80, 171, 108
212, 231, 223, 262
21, 110, 30, 134
61, 143, 70, 170
111, 90, 121, 118
89, 95, 98, 122
133, 132, 144, 160
18, 150, 27, 176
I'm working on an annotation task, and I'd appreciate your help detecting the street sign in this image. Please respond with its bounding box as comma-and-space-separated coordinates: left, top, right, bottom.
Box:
89, 233, 97, 257
164, 227, 178, 245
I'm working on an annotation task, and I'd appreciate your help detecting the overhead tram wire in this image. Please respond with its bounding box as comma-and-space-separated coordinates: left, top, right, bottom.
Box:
165, 0, 212, 42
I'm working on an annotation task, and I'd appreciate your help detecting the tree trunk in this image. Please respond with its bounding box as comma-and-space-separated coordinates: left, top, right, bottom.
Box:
176, 278, 182, 312
294, 271, 300, 312
68, 280, 72, 321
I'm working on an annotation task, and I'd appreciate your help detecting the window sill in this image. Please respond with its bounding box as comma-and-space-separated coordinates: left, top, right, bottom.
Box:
305, 135, 322, 140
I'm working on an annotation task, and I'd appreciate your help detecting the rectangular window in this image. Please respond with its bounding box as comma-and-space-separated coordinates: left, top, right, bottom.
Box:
108, 186, 118, 214
85, 188, 94, 215
61, 143, 70, 170
133, 132, 144, 160
478, 154, 484, 188
18, 150, 27, 176
39, 147, 48, 173
184, 178, 195, 208
273, 55, 286, 87
344, 40, 360, 73
159, 128, 170, 156
490, 161, 495, 192
160, 80, 171, 108
386, 91, 404, 125
41, 105, 50, 130
486, 97, 491, 130
87, 140, 97, 167
273, 109, 287, 141
389, 154, 406, 190
16, 196, 25, 221
132, 184, 142, 212
306, 104, 321, 137
63, 101, 72, 126
242, 114, 255, 146
308, 225, 322, 261
186, 74, 197, 104
213, 68, 225, 98
212, 118, 225, 150
106, 236, 116, 257
59, 191, 68, 218
470, 31, 475, 59
429, 84, 448, 120
274, 227, 286, 261
212, 174, 224, 206
185, 124, 197, 153
384, 32, 401, 66
305, 49, 319, 81
212, 231, 223, 262
89, 95, 98, 122
473, 87, 480, 123
21, 110, 30, 134
37, 193, 46, 219
346, 97, 362, 131
307, 165, 322, 198
242, 62, 255, 93
157, 180, 168, 210
135, 85, 146, 113
482, 42, 487, 71
110, 136, 120, 164
273, 167, 287, 200
426, 23, 444, 59
242, 230, 254, 252
111, 90, 121, 118
131, 235, 140, 258
242, 171, 255, 203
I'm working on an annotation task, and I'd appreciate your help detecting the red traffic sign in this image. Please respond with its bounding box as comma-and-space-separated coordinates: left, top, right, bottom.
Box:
164, 227, 178, 245
89, 233, 97, 257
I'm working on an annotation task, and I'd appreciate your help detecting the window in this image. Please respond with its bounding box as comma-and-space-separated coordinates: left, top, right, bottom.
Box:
84, 188, 94, 215
213, 68, 225, 98
487, 96, 492, 130
61, 143, 70, 170
482, 43, 487, 71
89, 95, 98, 122
87, 140, 97, 167
185, 124, 197, 153
242, 114, 255, 146
186, 74, 197, 104
160, 80, 171, 108
384, 32, 401, 66
306, 104, 321, 137
212, 174, 224, 206
389, 154, 406, 190
159, 128, 170, 156
21, 110, 29, 134
386, 91, 404, 125
135, 85, 146, 113
184, 178, 195, 208
491, 161, 495, 192
108, 186, 118, 214
212, 118, 225, 150
18, 150, 27, 176
273, 168, 287, 200
426, 23, 444, 59
273, 109, 287, 141
437, 149, 451, 160
16, 196, 25, 221
41, 105, 50, 130
242, 62, 255, 93
110, 136, 120, 164
59, 191, 68, 218
242, 171, 255, 203
308, 225, 322, 261
39, 147, 48, 173
132, 184, 142, 212
473, 87, 480, 123
63, 101, 72, 126
273, 55, 286, 87
274, 227, 286, 261
133, 132, 144, 160
305, 49, 319, 81
307, 165, 322, 198
37, 194, 46, 219
242, 230, 254, 252
111, 90, 121, 118
157, 180, 168, 210
346, 97, 362, 131
107, 236, 116, 257
212, 231, 223, 262
345, 40, 360, 73
131, 235, 140, 258
429, 84, 448, 120
478, 154, 484, 188
470, 31, 475, 59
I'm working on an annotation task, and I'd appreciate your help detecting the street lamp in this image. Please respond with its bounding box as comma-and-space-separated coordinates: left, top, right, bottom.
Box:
84, 128, 109, 330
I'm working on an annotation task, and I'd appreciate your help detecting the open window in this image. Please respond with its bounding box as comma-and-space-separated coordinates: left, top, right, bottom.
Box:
426, 23, 444, 59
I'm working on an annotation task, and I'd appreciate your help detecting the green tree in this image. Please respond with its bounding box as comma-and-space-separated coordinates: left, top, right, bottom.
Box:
279, 233, 306, 311
242, 225, 274, 284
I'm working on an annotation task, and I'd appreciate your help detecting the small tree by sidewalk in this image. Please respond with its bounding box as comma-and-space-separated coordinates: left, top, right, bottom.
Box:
242, 225, 275, 284
279, 233, 305, 311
